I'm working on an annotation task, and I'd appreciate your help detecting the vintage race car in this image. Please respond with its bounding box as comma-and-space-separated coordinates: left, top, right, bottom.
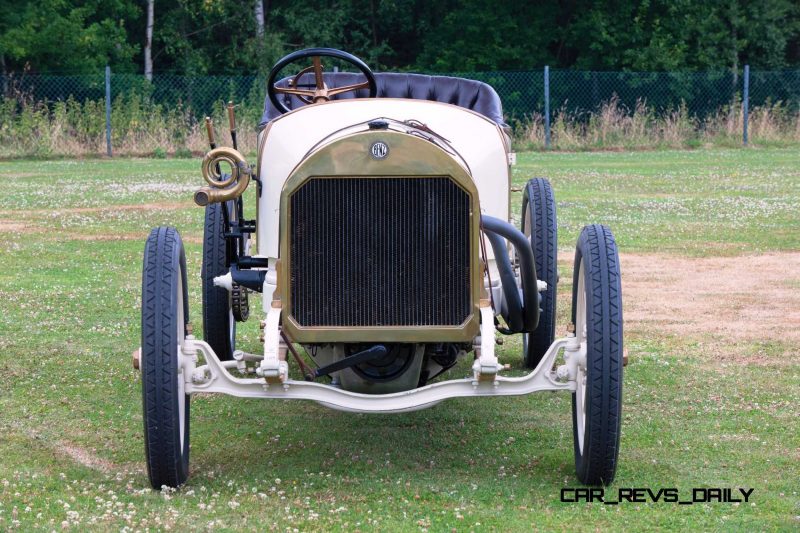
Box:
136, 48, 624, 489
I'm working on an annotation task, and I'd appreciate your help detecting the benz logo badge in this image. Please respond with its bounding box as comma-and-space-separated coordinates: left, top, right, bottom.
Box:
370, 141, 389, 159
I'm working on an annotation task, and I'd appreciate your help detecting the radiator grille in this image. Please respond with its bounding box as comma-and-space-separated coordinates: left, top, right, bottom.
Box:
289, 177, 471, 327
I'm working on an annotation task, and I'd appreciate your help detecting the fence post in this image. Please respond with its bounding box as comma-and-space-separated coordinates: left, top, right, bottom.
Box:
105, 65, 112, 157
544, 65, 550, 149
742, 64, 749, 147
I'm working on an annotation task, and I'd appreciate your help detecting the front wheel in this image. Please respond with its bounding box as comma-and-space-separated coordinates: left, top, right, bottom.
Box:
571, 224, 623, 485
522, 178, 558, 368
141, 227, 191, 489
202, 202, 236, 360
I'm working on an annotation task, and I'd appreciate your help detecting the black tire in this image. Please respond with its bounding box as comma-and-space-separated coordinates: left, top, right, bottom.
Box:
141, 227, 190, 489
570, 224, 623, 485
202, 202, 235, 360
521, 178, 558, 368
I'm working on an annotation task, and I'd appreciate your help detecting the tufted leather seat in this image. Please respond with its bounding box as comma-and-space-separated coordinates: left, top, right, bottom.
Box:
260, 72, 507, 130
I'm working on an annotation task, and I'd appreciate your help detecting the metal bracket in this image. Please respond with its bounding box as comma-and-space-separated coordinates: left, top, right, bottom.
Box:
472, 304, 505, 381
256, 303, 288, 384
556, 331, 585, 382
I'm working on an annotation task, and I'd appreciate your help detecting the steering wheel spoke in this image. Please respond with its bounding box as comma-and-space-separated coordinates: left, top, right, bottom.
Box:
312, 56, 325, 91
267, 48, 377, 115
327, 81, 371, 96
273, 86, 317, 98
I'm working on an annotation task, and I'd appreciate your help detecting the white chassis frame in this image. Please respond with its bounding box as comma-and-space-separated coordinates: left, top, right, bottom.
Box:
180, 304, 587, 414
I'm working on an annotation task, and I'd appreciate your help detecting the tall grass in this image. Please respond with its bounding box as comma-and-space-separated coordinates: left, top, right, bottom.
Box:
1, 91, 799, 158
513, 95, 800, 151
0, 91, 261, 158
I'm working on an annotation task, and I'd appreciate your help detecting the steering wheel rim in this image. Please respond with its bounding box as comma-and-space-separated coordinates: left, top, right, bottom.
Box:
267, 48, 378, 115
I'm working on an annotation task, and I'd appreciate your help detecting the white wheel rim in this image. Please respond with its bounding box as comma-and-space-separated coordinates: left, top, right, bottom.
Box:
575, 259, 588, 454
176, 276, 187, 451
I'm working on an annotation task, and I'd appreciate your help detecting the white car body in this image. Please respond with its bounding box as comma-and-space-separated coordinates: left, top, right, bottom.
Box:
257, 98, 512, 260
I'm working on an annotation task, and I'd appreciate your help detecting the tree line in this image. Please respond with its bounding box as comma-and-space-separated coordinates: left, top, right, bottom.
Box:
1, 0, 799, 76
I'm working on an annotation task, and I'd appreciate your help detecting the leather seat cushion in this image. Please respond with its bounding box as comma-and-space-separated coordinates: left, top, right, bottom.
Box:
260, 72, 507, 129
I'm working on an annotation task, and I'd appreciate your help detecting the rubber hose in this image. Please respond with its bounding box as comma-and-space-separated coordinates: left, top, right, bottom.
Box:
484, 229, 524, 332
481, 215, 539, 332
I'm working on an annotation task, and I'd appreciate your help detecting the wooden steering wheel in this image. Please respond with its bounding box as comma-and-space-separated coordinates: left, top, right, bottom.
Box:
267, 48, 378, 114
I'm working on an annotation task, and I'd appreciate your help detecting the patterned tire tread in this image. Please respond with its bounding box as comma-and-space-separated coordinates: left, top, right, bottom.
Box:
141, 226, 190, 489
522, 178, 558, 368
571, 224, 623, 485
202, 202, 235, 360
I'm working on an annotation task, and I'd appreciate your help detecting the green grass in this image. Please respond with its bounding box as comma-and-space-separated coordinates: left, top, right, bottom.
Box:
0, 148, 798, 531
513, 149, 800, 254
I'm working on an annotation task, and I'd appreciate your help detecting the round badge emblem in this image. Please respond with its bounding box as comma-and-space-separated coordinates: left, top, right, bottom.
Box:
370, 141, 389, 159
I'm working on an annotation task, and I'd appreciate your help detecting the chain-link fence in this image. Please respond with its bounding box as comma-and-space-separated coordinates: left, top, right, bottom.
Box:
2, 66, 799, 154
448, 69, 799, 143
3, 72, 269, 121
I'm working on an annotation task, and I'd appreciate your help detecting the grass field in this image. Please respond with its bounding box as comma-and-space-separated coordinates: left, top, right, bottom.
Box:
0, 149, 798, 531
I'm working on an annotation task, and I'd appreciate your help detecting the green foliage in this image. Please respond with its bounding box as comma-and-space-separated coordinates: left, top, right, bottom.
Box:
1, 0, 799, 75
416, 0, 555, 71
558, 0, 800, 71
0, 0, 139, 73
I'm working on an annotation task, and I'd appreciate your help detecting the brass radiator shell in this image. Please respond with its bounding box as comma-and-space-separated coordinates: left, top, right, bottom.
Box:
279, 131, 481, 343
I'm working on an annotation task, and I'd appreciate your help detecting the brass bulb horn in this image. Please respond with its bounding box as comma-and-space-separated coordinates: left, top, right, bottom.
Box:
194, 146, 252, 206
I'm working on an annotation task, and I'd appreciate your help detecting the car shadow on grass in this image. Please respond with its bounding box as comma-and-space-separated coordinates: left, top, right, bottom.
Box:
186, 394, 576, 488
